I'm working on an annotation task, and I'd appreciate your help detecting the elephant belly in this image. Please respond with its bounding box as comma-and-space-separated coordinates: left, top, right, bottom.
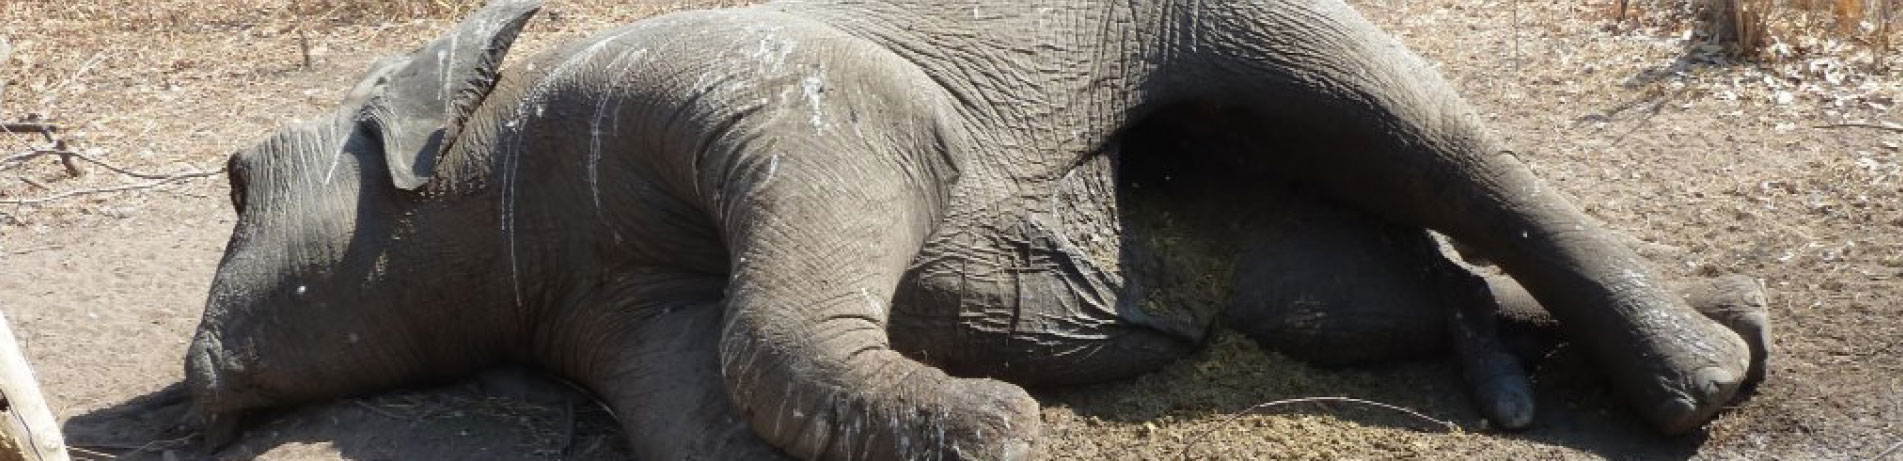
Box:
888, 155, 1224, 386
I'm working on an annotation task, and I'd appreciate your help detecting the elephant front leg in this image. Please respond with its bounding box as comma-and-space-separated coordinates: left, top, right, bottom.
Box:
711, 139, 1037, 458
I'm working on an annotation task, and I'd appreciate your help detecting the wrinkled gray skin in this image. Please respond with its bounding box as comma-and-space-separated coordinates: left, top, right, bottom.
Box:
187, 0, 1773, 459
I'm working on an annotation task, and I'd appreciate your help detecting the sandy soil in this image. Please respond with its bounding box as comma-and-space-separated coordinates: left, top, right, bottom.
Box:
1, 0, 1898, 459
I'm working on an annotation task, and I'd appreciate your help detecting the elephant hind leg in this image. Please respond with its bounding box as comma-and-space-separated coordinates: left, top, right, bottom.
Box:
1221, 194, 1540, 429
1222, 195, 1453, 366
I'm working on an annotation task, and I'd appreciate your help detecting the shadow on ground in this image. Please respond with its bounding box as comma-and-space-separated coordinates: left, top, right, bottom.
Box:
62, 367, 628, 460
62, 335, 1721, 460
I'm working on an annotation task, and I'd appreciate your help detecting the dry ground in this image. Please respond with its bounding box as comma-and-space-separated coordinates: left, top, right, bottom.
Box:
1, 0, 1899, 459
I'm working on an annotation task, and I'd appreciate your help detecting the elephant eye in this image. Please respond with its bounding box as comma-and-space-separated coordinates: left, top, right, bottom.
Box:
226, 151, 248, 212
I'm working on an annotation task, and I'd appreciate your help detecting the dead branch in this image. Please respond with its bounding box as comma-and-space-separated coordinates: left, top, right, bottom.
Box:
1178, 396, 1459, 460
1814, 122, 1903, 133
4, 245, 60, 256
0, 123, 56, 144
0, 147, 84, 177
0, 168, 224, 206
352, 399, 410, 421
67, 432, 195, 454
0, 123, 55, 135
1872, 438, 1903, 459
2, 148, 198, 180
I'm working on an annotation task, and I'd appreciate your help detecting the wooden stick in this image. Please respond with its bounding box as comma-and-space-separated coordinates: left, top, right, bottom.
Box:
0, 169, 223, 205
1814, 121, 1903, 133
0, 310, 70, 461
0, 124, 57, 144
0, 124, 54, 135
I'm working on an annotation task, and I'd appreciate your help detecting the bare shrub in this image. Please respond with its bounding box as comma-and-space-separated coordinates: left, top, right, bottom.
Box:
1704, 0, 1770, 54
1700, 0, 1900, 62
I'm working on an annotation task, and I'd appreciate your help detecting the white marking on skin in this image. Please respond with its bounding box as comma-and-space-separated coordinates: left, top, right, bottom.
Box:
347, 332, 359, 344
857, 410, 876, 461
802, 68, 829, 131
321, 122, 345, 185
761, 153, 780, 187
751, 33, 796, 72
441, 33, 457, 110
587, 101, 611, 208
587, 46, 652, 244
936, 399, 948, 457
1620, 268, 1653, 289
500, 122, 525, 307
774, 383, 792, 439
858, 287, 884, 317
497, 31, 643, 306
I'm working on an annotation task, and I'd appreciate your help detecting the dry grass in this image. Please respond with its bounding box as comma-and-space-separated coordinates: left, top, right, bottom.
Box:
22, 0, 481, 32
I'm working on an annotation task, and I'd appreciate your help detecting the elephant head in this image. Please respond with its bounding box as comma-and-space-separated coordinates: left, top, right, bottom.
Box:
184, 0, 544, 446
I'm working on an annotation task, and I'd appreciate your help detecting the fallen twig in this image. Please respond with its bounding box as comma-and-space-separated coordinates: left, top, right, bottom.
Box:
1179, 396, 1459, 460
65, 445, 114, 459
0, 123, 56, 143
68, 432, 196, 454
0, 123, 57, 149
1, 147, 81, 176
0, 123, 55, 134
1876, 438, 1903, 460
4, 245, 60, 256
1814, 122, 1903, 133
3, 148, 198, 180
353, 399, 410, 421
0, 168, 223, 206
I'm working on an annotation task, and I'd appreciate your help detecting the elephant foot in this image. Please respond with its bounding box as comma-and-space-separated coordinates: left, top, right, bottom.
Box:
1449, 305, 1535, 430
1626, 274, 1769, 434
1444, 270, 1536, 431
714, 326, 1042, 461
735, 352, 1042, 461
1680, 274, 1772, 388
1472, 270, 1770, 433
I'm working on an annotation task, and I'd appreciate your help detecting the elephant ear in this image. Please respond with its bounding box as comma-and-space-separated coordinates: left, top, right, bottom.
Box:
359, 0, 544, 190
342, 56, 411, 108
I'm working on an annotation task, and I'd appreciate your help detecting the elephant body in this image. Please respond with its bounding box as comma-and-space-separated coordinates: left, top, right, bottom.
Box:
187, 1, 1770, 459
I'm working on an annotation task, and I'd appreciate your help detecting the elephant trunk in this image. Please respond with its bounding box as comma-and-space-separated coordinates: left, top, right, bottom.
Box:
1185, 0, 1751, 434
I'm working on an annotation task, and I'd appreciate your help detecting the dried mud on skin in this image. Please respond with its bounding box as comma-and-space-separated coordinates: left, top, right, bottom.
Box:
2, 0, 1900, 459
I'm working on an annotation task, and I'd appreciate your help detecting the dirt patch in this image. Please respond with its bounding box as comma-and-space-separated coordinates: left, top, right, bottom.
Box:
1, 0, 1897, 459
